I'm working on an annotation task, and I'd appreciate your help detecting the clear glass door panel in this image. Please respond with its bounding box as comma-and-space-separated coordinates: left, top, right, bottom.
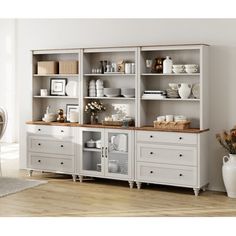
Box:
107, 132, 129, 175
82, 130, 102, 172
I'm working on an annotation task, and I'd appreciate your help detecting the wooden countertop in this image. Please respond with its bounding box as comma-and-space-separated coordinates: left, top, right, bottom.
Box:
26, 121, 209, 133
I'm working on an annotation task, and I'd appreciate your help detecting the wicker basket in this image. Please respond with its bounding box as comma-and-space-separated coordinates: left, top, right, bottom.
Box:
102, 120, 134, 126
37, 61, 58, 74
59, 61, 78, 74
153, 120, 190, 130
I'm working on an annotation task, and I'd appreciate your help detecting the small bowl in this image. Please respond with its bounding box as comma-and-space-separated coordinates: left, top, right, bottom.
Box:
104, 88, 121, 97
86, 139, 96, 148
121, 88, 135, 98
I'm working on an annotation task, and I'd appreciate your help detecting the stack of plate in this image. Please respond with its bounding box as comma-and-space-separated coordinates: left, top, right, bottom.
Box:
166, 89, 180, 98
142, 90, 166, 99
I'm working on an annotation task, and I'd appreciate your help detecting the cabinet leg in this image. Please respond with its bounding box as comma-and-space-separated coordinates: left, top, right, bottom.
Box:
72, 175, 77, 182
136, 182, 142, 190
79, 175, 83, 183
193, 188, 200, 196
128, 181, 134, 189
28, 170, 33, 177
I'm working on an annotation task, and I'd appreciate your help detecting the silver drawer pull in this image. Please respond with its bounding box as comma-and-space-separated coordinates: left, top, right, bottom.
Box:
60, 145, 64, 148
38, 128, 41, 131
179, 173, 183, 177
150, 170, 154, 174
150, 135, 153, 138
150, 152, 154, 155
179, 137, 183, 140
179, 154, 183, 157
38, 160, 41, 163
60, 162, 64, 165
38, 143, 41, 146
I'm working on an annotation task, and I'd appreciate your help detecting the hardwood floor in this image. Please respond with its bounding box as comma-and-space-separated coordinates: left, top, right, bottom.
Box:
1, 143, 236, 217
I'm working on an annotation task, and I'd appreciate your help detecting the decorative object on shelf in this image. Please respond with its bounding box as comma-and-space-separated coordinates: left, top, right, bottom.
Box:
102, 119, 134, 127
85, 101, 106, 124
122, 116, 133, 128
145, 59, 153, 73
216, 127, 236, 198
59, 60, 78, 74
152, 58, 164, 73
86, 139, 96, 148
184, 64, 198, 73
57, 109, 65, 123
89, 80, 96, 97
117, 60, 125, 73
108, 160, 119, 173
142, 90, 167, 99
125, 63, 132, 74
96, 140, 102, 149
40, 89, 48, 97
192, 83, 200, 99
42, 106, 57, 122
37, 61, 58, 75
172, 64, 185, 74
153, 120, 190, 130
121, 88, 135, 98
174, 115, 187, 122
66, 81, 78, 97
96, 79, 104, 97
104, 88, 121, 97
50, 78, 67, 96
163, 56, 173, 74
178, 83, 192, 99
66, 104, 79, 122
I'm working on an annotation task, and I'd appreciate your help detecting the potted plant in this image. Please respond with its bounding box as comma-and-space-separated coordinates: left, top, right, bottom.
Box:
216, 127, 236, 198
85, 101, 106, 125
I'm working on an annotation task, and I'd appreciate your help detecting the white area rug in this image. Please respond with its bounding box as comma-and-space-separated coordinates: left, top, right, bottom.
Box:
0, 177, 47, 198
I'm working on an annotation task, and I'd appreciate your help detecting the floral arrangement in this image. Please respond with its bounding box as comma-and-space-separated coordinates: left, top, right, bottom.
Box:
85, 101, 106, 115
216, 127, 236, 154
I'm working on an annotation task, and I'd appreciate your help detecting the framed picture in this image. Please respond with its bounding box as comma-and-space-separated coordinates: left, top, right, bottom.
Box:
50, 78, 67, 96
66, 104, 79, 122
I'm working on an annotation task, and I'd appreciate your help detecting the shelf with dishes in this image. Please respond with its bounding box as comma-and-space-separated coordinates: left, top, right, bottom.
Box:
141, 98, 200, 101
33, 74, 79, 77
84, 96, 135, 100
33, 96, 78, 99
84, 73, 135, 77
141, 73, 200, 76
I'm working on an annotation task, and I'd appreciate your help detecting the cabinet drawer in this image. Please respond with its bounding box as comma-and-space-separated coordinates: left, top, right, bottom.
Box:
136, 131, 197, 145
28, 153, 73, 173
28, 137, 74, 155
27, 125, 73, 137
136, 162, 197, 186
137, 143, 197, 166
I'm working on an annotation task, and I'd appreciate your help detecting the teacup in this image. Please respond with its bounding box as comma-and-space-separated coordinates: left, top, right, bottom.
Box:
185, 68, 198, 73
185, 64, 198, 69
173, 68, 184, 74
173, 64, 184, 69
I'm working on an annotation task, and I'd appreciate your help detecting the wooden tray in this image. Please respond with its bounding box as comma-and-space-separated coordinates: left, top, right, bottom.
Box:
153, 120, 190, 130
102, 120, 134, 126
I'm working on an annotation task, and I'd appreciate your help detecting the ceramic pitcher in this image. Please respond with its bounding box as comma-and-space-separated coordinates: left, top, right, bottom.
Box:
178, 83, 192, 99
222, 154, 236, 198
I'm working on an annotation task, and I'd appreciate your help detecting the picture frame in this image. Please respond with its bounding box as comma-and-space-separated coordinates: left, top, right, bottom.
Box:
50, 78, 67, 96
66, 104, 79, 122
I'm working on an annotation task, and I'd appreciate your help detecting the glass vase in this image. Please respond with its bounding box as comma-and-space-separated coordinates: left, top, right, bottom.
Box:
90, 113, 98, 125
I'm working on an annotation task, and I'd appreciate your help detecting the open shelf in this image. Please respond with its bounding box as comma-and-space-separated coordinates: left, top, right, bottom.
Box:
141, 73, 200, 76
33, 96, 78, 99
84, 73, 135, 77
34, 74, 79, 77
141, 98, 200, 101
84, 96, 135, 100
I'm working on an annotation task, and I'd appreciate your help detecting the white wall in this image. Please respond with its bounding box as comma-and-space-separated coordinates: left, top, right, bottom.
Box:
16, 19, 236, 191
0, 19, 17, 143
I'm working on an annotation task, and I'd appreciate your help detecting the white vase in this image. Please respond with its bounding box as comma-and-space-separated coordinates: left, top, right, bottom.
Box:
222, 154, 236, 198
163, 56, 173, 74
178, 83, 192, 99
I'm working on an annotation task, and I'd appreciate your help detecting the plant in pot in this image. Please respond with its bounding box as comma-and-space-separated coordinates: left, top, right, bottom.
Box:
216, 126, 236, 198
85, 101, 106, 125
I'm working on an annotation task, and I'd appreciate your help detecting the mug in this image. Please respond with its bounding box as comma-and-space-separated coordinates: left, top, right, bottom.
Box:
40, 89, 48, 96
157, 116, 165, 122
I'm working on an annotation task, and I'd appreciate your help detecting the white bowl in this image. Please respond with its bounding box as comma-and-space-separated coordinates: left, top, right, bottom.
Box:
104, 88, 121, 97
184, 64, 198, 68
173, 69, 184, 73
121, 88, 135, 97
172, 64, 184, 68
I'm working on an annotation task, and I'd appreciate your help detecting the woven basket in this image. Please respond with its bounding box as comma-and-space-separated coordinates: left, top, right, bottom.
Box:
153, 120, 190, 130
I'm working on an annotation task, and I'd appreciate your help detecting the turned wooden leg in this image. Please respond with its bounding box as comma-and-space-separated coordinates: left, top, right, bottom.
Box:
136, 182, 142, 190
28, 170, 33, 177
193, 188, 200, 196
72, 175, 77, 182
79, 175, 83, 183
128, 181, 134, 189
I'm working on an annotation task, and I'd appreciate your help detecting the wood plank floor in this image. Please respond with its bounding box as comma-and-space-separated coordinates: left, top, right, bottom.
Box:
1, 144, 236, 217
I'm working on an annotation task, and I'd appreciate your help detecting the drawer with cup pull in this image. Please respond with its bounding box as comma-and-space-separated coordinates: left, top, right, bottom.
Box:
136, 131, 197, 145
28, 153, 73, 173
28, 137, 74, 156
136, 162, 197, 187
27, 125, 74, 137
137, 143, 197, 166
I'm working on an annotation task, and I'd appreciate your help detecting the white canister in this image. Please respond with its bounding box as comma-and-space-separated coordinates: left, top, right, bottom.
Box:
40, 89, 48, 96
163, 56, 173, 74
166, 115, 174, 122
157, 116, 166, 122
125, 63, 132, 74
69, 111, 79, 122
131, 63, 135, 74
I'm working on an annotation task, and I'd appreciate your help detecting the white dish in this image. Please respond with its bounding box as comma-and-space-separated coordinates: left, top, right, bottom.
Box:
66, 81, 77, 97
123, 95, 135, 98
192, 83, 200, 99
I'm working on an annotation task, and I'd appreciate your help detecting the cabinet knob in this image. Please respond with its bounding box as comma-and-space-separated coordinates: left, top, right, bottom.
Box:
60, 162, 64, 165
179, 137, 183, 140
38, 129, 41, 131
60, 145, 64, 148
150, 152, 153, 155
61, 130, 64, 133
179, 154, 183, 157
179, 173, 183, 177
38, 143, 41, 146
38, 160, 41, 163
150, 135, 153, 138
150, 170, 153, 174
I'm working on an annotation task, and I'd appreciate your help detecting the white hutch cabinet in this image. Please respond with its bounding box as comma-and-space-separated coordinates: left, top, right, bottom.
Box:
26, 44, 209, 195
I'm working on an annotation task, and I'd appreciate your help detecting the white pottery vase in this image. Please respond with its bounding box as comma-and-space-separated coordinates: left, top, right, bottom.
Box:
163, 56, 173, 74
222, 154, 236, 198
178, 83, 192, 99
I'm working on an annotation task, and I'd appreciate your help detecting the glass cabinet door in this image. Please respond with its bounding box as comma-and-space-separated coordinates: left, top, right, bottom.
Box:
81, 129, 104, 176
105, 129, 132, 178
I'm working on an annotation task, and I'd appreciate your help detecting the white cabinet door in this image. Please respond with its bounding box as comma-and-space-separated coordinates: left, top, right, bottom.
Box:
104, 129, 134, 180
79, 127, 105, 177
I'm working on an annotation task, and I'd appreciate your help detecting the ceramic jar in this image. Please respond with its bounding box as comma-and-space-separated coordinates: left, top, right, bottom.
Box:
178, 83, 192, 99
163, 56, 173, 74
222, 154, 236, 198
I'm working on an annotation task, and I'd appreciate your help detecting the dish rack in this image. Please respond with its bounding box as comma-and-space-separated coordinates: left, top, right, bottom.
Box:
153, 120, 190, 130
